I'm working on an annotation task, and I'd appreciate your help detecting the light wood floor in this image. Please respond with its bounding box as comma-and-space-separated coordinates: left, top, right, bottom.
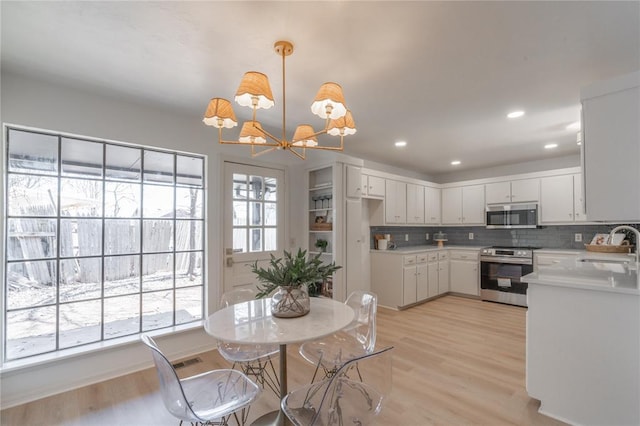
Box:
0, 296, 565, 425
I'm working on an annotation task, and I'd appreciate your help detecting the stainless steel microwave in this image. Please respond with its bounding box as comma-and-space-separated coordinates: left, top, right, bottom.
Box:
486, 203, 538, 229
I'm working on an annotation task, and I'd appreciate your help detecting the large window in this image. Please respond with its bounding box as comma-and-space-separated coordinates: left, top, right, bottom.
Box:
3, 127, 205, 361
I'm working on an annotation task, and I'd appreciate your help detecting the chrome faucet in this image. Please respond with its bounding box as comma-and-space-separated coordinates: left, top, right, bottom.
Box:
608, 225, 640, 264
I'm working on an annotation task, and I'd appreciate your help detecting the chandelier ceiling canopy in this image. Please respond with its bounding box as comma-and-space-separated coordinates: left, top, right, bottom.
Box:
203, 40, 356, 159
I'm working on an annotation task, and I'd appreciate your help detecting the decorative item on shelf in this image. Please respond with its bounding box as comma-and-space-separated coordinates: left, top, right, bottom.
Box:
314, 238, 328, 253
203, 40, 356, 160
311, 214, 332, 231
251, 249, 341, 318
434, 232, 448, 248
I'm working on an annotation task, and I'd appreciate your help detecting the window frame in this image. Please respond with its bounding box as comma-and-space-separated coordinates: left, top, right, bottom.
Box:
2, 125, 206, 362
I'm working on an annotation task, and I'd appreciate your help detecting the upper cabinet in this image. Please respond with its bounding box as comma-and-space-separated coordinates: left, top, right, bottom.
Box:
345, 165, 362, 199
385, 179, 407, 224
540, 173, 586, 223
485, 179, 539, 204
424, 186, 441, 224
442, 184, 485, 225
362, 174, 385, 198
406, 183, 425, 224
581, 71, 640, 221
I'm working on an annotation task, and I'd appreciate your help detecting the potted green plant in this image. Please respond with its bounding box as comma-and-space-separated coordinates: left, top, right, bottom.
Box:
314, 238, 328, 253
251, 248, 341, 318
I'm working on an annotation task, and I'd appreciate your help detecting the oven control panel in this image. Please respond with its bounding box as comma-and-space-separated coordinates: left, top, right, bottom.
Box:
480, 247, 536, 258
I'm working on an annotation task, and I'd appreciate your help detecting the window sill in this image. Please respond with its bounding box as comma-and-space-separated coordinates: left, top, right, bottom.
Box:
0, 321, 204, 374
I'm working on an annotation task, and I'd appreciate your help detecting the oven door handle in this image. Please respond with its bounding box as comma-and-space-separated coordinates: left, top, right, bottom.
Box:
480, 256, 533, 265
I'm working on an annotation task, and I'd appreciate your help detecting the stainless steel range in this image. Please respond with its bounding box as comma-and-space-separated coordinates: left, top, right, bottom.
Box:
479, 246, 539, 307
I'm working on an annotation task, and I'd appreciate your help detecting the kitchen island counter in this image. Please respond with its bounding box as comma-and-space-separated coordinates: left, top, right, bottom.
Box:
524, 254, 640, 296
523, 259, 639, 425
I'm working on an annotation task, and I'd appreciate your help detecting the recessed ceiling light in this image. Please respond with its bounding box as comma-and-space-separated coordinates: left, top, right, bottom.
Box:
544, 143, 558, 149
395, 141, 407, 147
507, 111, 525, 119
451, 160, 461, 165
566, 121, 581, 131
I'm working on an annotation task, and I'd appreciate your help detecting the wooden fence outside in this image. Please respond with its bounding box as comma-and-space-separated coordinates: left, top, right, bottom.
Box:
9, 215, 199, 288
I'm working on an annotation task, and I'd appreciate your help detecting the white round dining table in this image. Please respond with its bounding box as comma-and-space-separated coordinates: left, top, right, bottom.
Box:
204, 296, 355, 426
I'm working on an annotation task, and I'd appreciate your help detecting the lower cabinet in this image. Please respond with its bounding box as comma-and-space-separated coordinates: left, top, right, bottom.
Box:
371, 250, 448, 309
449, 250, 479, 296
437, 251, 450, 295
402, 254, 429, 305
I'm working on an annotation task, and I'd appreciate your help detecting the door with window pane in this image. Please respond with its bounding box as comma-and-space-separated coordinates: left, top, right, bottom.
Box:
223, 162, 284, 293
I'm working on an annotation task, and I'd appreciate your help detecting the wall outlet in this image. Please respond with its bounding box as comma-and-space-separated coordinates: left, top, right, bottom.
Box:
405, 234, 409, 241
469, 232, 474, 240
574, 233, 582, 242
425, 233, 429, 240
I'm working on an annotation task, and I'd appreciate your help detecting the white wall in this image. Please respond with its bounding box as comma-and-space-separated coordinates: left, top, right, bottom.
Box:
0, 70, 299, 408
433, 154, 580, 183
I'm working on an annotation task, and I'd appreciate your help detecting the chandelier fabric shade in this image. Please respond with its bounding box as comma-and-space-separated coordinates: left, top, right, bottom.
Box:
327, 110, 357, 136
203, 98, 238, 129
203, 40, 356, 159
235, 72, 275, 110
292, 124, 319, 147
239, 121, 267, 144
311, 82, 347, 120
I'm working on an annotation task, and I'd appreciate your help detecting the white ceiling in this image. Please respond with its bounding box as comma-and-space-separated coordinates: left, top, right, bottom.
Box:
2, 1, 639, 177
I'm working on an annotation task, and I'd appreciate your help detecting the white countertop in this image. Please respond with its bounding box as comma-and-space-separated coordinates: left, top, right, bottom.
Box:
523, 254, 640, 295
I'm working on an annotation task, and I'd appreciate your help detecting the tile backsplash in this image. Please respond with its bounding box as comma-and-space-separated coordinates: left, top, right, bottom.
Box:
370, 224, 640, 250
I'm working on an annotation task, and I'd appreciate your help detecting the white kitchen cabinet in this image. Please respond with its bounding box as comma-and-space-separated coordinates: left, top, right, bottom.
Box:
526, 278, 639, 425
534, 251, 579, 270
406, 183, 425, 224
402, 256, 418, 306
485, 181, 511, 204
540, 174, 586, 223
345, 165, 362, 199
486, 179, 539, 204
427, 253, 439, 297
345, 198, 364, 294
401, 254, 429, 306
361, 174, 385, 198
442, 185, 485, 225
385, 179, 407, 224
572, 174, 587, 222
582, 71, 640, 222
437, 251, 450, 294
442, 187, 463, 224
424, 186, 441, 224
371, 250, 442, 309
449, 250, 479, 296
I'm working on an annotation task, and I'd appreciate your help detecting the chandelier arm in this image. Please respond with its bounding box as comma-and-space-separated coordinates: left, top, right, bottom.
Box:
219, 140, 281, 147
291, 128, 329, 144
251, 124, 285, 147
251, 145, 278, 157
287, 146, 307, 160
305, 136, 345, 151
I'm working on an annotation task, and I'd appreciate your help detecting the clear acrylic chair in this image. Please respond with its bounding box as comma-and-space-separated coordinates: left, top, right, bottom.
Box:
298, 291, 377, 381
141, 334, 261, 426
217, 288, 280, 397
282, 346, 394, 426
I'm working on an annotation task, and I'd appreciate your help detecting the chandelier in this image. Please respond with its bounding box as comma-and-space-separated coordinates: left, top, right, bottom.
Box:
203, 40, 356, 160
